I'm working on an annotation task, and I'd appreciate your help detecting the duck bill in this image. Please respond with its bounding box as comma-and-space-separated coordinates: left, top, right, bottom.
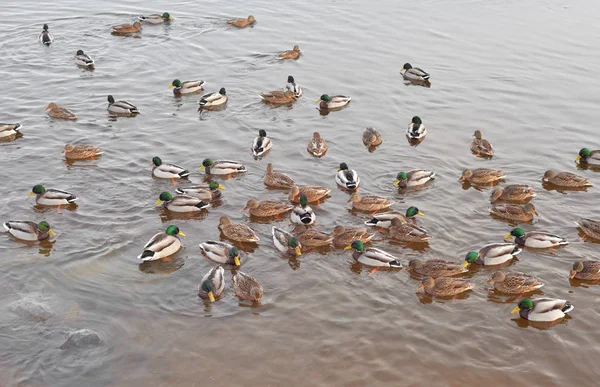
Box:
295, 246, 302, 256
169, 16, 174, 21
485, 278, 493, 284
316, 99, 322, 103
401, 67, 405, 72
155, 199, 163, 206
569, 271, 576, 279
510, 306, 520, 314
208, 292, 215, 302
149, 161, 154, 166
27, 191, 35, 196
575, 155, 581, 162
234, 256, 241, 266
60, 150, 66, 154
503, 233, 513, 240
461, 261, 469, 268
48, 229, 56, 237
168, 84, 174, 89
394, 180, 400, 186
218, 185, 226, 190
198, 165, 205, 170
344, 245, 353, 250
417, 211, 425, 216
416, 283, 424, 291
458, 177, 465, 182
177, 231, 186, 237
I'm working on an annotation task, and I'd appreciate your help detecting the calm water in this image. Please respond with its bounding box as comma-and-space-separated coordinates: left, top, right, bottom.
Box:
1, 0, 600, 385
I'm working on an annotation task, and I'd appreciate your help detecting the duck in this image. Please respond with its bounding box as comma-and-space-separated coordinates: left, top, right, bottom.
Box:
139, 12, 172, 24
169, 79, 205, 95
243, 199, 293, 217
199, 241, 240, 266
490, 185, 536, 203
137, 225, 185, 261
388, 218, 431, 243
471, 130, 494, 157
251, 129, 272, 157
418, 277, 474, 297
316, 94, 351, 110
489, 271, 544, 294
362, 127, 383, 147
45, 103, 77, 120
111, 21, 142, 35
576, 148, 600, 166
459, 168, 505, 185
74, 50, 94, 67
233, 271, 263, 302
263, 163, 294, 189
28, 184, 77, 206
279, 45, 301, 60
107, 95, 139, 115
175, 181, 224, 201
218, 216, 259, 243
504, 228, 568, 248
406, 116, 426, 140
151, 156, 190, 180
345, 240, 402, 268
290, 194, 315, 225
155, 192, 209, 212
307, 132, 328, 157
39, 24, 54, 46
198, 88, 227, 110
0, 123, 21, 139
336, 163, 360, 190
272, 227, 302, 256
285, 76, 302, 97
289, 185, 331, 204
400, 63, 430, 82
332, 226, 374, 247
542, 170, 592, 187
348, 194, 393, 212
3, 220, 55, 241
227, 15, 256, 28
199, 159, 246, 175
296, 229, 333, 248
408, 258, 468, 278
62, 144, 103, 160
365, 206, 424, 228
576, 218, 600, 240
394, 170, 435, 188
511, 298, 574, 322
463, 243, 522, 267
198, 266, 224, 302
259, 90, 296, 106
569, 260, 600, 280
490, 203, 538, 222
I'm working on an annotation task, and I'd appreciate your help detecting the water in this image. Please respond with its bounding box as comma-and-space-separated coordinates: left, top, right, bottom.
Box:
1, 0, 600, 385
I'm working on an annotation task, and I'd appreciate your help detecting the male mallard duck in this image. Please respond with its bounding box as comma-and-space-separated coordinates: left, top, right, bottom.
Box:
62, 144, 103, 160
490, 203, 538, 222
233, 271, 263, 302
3, 220, 55, 241
285, 76, 302, 97
169, 79, 205, 95
272, 227, 302, 256
137, 225, 185, 261
259, 90, 296, 106
408, 259, 467, 278
463, 243, 522, 267
336, 163, 360, 190
365, 206, 423, 228
198, 88, 227, 110
0, 123, 21, 139
45, 103, 77, 120
243, 199, 293, 217
296, 229, 333, 248
307, 132, 328, 157
317, 94, 351, 110
111, 21, 142, 35
151, 156, 190, 180
74, 50, 94, 67
511, 298, 574, 322
576, 218, 600, 240
227, 15, 256, 28
490, 185, 536, 203
289, 185, 331, 204
345, 240, 402, 268
394, 170, 435, 188
264, 163, 294, 189
406, 116, 426, 140
199, 159, 246, 175
348, 194, 393, 212
362, 127, 382, 147
570, 260, 600, 280
39, 24, 54, 46
199, 241, 240, 266
400, 63, 430, 82
576, 148, 600, 166
139, 12, 172, 24
28, 184, 77, 206
504, 228, 567, 248
198, 266, 224, 302
251, 129, 272, 157
175, 181, 224, 201
542, 170, 592, 187
418, 277, 474, 297
107, 95, 139, 115
332, 225, 374, 247
459, 168, 505, 185
291, 194, 315, 225
279, 46, 301, 60
218, 216, 259, 243
155, 192, 209, 212
388, 218, 431, 243
471, 130, 494, 157
489, 271, 544, 294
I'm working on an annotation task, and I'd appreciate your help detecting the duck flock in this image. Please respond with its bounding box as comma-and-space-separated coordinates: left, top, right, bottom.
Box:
3, 13, 600, 324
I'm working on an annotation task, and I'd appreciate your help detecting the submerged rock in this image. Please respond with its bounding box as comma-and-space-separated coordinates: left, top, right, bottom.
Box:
9, 294, 54, 321
60, 329, 103, 349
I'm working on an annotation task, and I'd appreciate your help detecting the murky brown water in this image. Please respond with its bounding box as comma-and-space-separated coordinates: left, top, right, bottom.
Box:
2, 0, 600, 386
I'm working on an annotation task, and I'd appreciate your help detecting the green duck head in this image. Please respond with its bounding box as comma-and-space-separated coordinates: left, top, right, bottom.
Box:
162, 12, 172, 20
43, 24, 49, 31
394, 172, 408, 186
288, 237, 302, 256
151, 156, 162, 166
402, 63, 412, 71
171, 79, 182, 88
512, 298, 534, 314
406, 206, 424, 218
165, 225, 185, 237
219, 88, 226, 95
229, 247, 240, 266
506, 228, 525, 240
156, 192, 173, 205
317, 94, 331, 103
299, 194, 309, 208
577, 148, 591, 162
345, 240, 365, 252
37, 221, 56, 236
411, 116, 422, 125
29, 184, 46, 196
200, 280, 216, 302
462, 252, 479, 267
209, 181, 225, 191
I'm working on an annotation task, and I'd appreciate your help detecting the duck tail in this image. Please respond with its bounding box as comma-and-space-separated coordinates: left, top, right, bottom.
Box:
179, 170, 190, 178
195, 201, 210, 210
364, 218, 378, 227
562, 302, 574, 314
67, 195, 78, 203
3, 222, 10, 231
390, 260, 403, 268
137, 250, 154, 260
512, 247, 523, 256
175, 187, 185, 194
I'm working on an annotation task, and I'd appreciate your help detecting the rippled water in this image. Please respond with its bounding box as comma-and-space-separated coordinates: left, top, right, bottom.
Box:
2, 0, 600, 385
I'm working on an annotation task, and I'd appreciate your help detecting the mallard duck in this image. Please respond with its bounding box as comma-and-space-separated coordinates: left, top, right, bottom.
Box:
576, 218, 600, 240
471, 130, 494, 157
317, 94, 351, 110
490, 185, 536, 203
151, 156, 190, 180
243, 199, 293, 217
259, 90, 296, 106
459, 168, 505, 185
45, 103, 77, 120
107, 95, 139, 115
285, 76, 302, 97
576, 148, 600, 166
139, 12, 172, 24
336, 163, 360, 190
175, 181, 224, 201
111, 21, 142, 35
251, 129, 272, 157
400, 63, 430, 82
307, 132, 328, 157
490, 203, 538, 222
137, 225, 185, 261
264, 163, 294, 189
408, 259, 467, 278
345, 240, 402, 268
39, 24, 54, 46
28, 184, 77, 206
362, 127, 382, 147
279, 46, 301, 60
218, 216, 259, 243
296, 229, 333, 248
388, 218, 431, 243
199, 159, 246, 175
365, 206, 423, 228
227, 15, 256, 28
233, 271, 263, 302
406, 116, 426, 140
463, 243, 522, 267
504, 228, 568, 248
272, 227, 302, 256
199, 241, 240, 266
198, 266, 224, 302
3, 220, 55, 241
489, 271, 544, 294
155, 192, 209, 212
511, 298, 574, 322
348, 194, 393, 212
0, 123, 21, 139
394, 170, 435, 188
74, 50, 94, 67
289, 186, 331, 204
198, 88, 227, 110
570, 260, 600, 280
290, 194, 315, 225
418, 277, 474, 297
62, 144, 103, 160
169, 79, 205, 95
332, 226, 374, 247
542, 170, 592, 187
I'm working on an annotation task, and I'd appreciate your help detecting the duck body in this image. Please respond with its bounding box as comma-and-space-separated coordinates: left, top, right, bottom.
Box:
111, 21, 142, 35
346, 242, 402, 268
490, 203, 537, 222
157, 194, 209, 213
244, 200, 293, 217
272, 227, 302, 256
362, 127, 382, 146
233, 271, 263, 302
332, 226, 374, 247
307, 132, 328, 157
364, 212, 406, 229
39, 24, 54, 46
349, 194, 393, 212
570, 260, 600, 280
490, 271, 544, 294
388, 218, 431, 243
227, 16, 256, 28
45, 103, 77, 120
395, 170, 435, 188
62, 144, 103, 160
512, 298, 573, 322
285, 76, 302, 97
336, 163, 360, 190
137, 226, 184, 261
471, 130, 494, 157
491, 185, 536, 203
289, 186, 331, 204
408, 259, 467, 278
464, 243, 522, 267
218, 216, 259, 243
505, 228, 567, 248
576, 218, 600, 240
175, 183, 223, 201
199, 241, 240, 266
151, 157, 189, 179
406, 117, 427, 140
29, 185, 77, 206
251, 130, 272, 157
74, 50, 94, 67
419, 277, 474, 297
198, 266, 225, 302
200, 159, 246, 175
290, 195, 315, 225
198, 88, 227, 110
317, 95, 351, 110
264, 163, 294, 189
543, 170, 591, 187
139, 12, 172, 24
459, 168, 505, 185
259, 90, 296, 105
400, 63, 430, 82
107, 95, 139, 115
296, 229, 333, 248
3, 221, 54, 241
279, 45, 301, 60
0, 123, 21, 139
170, 80, 205, 95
